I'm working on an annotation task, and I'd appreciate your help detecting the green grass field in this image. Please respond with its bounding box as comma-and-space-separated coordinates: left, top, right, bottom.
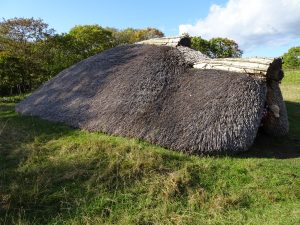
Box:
0, 71, 300, 225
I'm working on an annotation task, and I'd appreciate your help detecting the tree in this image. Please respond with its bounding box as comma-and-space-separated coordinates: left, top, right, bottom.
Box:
135, 28, 164, 41
110, 28, 137, 44
35, 33, 80, 79
109, 27, 164, 45
68, 25, 114, 58
191, 37, 210, 56
0, 17, 55, 93
0, 52, 25, 95
191, 36, 243, 58
282, 46, 300, 70
38, 25, 116, 79
209, 37, 242, 58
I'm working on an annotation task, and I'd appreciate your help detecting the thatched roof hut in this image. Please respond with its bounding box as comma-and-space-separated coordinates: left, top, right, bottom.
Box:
16, 36, 288, 154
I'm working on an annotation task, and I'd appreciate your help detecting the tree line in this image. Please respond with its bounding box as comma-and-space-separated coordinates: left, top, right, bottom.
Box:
0, 17, 244, 96
282, 46, 300, 70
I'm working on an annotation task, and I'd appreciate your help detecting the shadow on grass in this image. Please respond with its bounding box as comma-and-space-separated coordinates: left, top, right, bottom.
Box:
0, 104, 165, 224
236, 101, 300, 159
236, 134, 300, 159
0, 104, 80, 223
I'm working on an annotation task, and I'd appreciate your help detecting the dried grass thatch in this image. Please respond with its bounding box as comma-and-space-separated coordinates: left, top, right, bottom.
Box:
16, 38, 288, 154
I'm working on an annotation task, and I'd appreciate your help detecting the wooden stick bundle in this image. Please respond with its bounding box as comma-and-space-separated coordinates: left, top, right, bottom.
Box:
193, 58, 275, 76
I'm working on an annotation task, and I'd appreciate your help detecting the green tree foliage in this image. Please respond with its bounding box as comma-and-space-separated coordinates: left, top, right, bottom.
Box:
35, 34, 80, 79
109, 27, 164, 44
282, 46, 300, 69
0, 52, 24, 95
68, 25, 115, 58
0, 17, 55, 95
191, 36, 210, 56
38, 25, 115, 79
191, 36, 243, 58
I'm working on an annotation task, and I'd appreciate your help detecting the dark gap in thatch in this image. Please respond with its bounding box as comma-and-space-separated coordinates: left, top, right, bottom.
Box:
178, 36, 191, 47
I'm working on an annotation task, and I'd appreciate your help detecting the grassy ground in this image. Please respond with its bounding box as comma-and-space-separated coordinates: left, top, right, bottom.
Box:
0, 71, 300, 225
281, 70, 300, 135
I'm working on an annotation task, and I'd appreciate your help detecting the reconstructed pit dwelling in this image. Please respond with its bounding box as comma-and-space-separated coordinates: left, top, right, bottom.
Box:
16, 36, 288, 154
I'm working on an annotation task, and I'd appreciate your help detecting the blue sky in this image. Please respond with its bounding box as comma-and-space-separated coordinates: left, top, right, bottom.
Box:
1, 0, 299, 57
0, 0, 226, 35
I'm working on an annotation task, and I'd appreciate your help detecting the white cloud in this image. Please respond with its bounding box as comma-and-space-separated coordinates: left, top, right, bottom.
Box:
179, 0, 300, 51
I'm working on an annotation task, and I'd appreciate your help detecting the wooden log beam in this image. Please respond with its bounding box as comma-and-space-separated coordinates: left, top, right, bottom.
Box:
136, 36, 191, 47
193, 58, 279, 77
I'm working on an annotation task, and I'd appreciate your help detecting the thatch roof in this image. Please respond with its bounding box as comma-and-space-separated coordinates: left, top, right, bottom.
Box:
16, 38, 288, 154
